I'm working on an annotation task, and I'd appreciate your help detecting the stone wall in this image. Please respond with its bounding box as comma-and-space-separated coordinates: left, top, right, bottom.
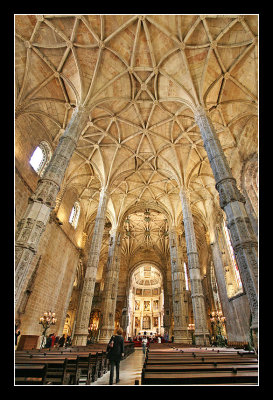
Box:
18, 220, 80, 336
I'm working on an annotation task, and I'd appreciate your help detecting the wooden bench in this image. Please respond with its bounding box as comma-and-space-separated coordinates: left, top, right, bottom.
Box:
15, 359, 70, 385
141, 370, 258, 385
15, 352, 104, 385
141, 346, 258, 385
15, 364, 48, 385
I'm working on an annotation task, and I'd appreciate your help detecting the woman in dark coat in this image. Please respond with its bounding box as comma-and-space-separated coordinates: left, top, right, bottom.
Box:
58, 334, 66, 347
107, 327, 125, 385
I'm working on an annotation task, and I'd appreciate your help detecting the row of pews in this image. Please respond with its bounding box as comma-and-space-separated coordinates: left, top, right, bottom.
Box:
139, 343, 258, 385
15, 342, 134, 385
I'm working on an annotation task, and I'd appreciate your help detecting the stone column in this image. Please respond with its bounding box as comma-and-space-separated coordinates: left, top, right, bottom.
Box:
168, 228, 191, 343
15, 106, 89, 308
194, 107, 258, 336
210, 238, 248, 342
163, 269, 172, 337
99, 229, 122, 343
179, 188, 210, 346
73, 188, 109, 346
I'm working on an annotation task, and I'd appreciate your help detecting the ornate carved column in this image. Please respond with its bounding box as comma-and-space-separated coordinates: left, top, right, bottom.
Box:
194, 107, 258, 336
179, 188, 210, 346
163, 268, 172, 337
99, 229, 122, 343
168, 227, 191, 343
15, 106, 90, 308
73, 188, 109, 346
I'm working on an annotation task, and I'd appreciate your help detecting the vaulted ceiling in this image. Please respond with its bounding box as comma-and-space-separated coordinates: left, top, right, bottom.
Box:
15, 14, 258, 259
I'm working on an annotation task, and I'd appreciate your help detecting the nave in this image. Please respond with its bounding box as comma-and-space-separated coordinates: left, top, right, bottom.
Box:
14, 14, 259, 387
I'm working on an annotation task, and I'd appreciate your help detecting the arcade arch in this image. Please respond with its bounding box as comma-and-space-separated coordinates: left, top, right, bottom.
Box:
127, 263, 164, 338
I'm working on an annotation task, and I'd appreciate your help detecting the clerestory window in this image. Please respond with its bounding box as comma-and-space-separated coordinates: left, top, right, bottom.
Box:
69, 201, 80, 229
29, 141, 52, 177
223, 220, 243, 291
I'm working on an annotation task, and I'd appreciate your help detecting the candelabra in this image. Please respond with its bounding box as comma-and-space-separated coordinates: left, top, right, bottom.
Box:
39, 311, 57, 348
209, 310, 226, 347
187, 323, 195, 345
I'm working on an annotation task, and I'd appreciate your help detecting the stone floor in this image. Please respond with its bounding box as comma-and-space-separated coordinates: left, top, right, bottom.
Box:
91, 347, 145, 385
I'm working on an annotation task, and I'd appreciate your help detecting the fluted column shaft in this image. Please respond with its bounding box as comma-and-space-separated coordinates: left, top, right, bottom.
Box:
169, 228, 191, 343
15, 107, 90, 308
99, 230, 122, 343
180, 188, 210, 346
195, 107, 258, 332
73, 188, 109, 346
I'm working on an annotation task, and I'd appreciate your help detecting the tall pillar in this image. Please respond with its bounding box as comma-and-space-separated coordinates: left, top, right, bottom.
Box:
163, 269, 172, 337
73, 188, 109, 346
180, 188, 210, 346
15, 106, 89, 308
194, 107, 258, 338
169, 228, 191, 343
99, 229, 122, 343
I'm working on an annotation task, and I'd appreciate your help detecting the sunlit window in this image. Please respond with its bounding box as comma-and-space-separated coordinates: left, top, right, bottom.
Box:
183, 262, 189, 291
69, 202, 80, 229
29, 141, 52, 176
223, 221, 242, 289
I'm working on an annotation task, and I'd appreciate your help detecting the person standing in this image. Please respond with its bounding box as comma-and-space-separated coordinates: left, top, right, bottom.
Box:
107, 327, 125, 385
142, 336, 148, 354
58, 334, 66, 347
51, 333, 56, 347
54, 336, 60, 347
158, 336, 161, 343
15, 327, 21, 349
45, 334, 52, 348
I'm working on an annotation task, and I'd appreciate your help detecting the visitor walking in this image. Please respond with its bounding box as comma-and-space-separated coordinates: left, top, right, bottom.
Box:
142, 336, 148, 354
106, 327, 125, 385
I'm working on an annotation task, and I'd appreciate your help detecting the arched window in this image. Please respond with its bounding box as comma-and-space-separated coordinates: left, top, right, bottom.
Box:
223, 220, 243, 291
29, 141, 52, 177
69, 201, 80, 229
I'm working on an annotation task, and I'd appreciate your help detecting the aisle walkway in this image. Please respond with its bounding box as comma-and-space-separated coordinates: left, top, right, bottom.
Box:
92, 348, 145, 385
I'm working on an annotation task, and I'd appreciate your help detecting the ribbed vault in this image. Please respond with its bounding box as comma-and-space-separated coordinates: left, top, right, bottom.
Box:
15, 14, 258, 239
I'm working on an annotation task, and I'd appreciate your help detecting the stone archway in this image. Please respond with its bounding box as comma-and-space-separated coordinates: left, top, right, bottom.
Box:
127, 263, 164, 339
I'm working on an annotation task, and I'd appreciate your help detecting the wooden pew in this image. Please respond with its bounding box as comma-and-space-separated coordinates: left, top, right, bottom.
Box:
15, 352, 104, 385
15, 364, 48, 385
141, 346, 258, 385
15, 343, 133, 385
141, 370, 258, 385
15, 359, 70, 385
